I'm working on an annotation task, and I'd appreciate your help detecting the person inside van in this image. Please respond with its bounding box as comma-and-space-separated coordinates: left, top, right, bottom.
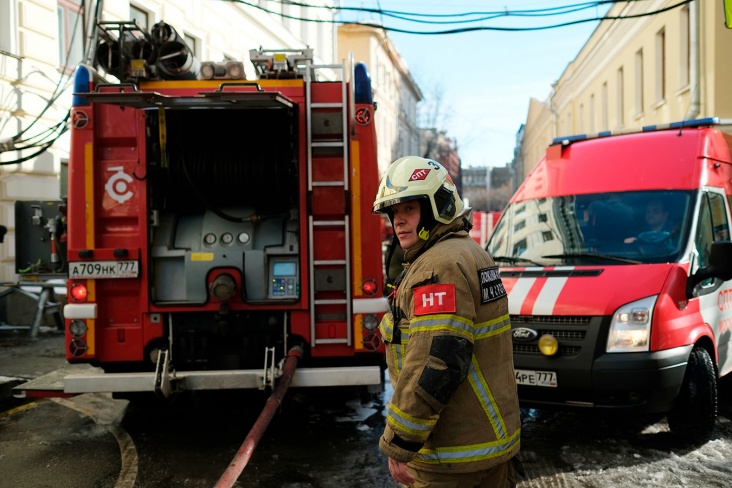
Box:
624, 199, 671, 244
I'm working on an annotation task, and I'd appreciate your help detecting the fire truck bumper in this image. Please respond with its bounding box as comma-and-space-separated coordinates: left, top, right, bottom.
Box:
63, 366, 383, 395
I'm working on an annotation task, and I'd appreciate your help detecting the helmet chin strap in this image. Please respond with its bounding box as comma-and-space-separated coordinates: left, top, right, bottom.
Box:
417, 199, 436, 241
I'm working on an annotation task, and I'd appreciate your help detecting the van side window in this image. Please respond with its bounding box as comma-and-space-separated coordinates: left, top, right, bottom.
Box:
695, 192, 730, 269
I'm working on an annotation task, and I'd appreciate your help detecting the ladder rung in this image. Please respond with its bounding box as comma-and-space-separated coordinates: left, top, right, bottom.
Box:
313, 220, 345, 226
314, 260, 346, 266
314, 299, 347, 305
312, 141, 344, 148
312, 181, 344, 187
314, 338, 349, 344
311, 102, 343, 108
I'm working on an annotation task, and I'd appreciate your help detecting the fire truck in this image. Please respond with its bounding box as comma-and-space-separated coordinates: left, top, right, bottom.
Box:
56, 21, 386, 398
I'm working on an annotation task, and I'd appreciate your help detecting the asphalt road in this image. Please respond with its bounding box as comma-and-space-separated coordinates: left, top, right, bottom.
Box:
3, 331, 732, 487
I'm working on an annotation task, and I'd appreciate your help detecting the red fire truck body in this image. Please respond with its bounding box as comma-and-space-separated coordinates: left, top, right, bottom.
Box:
62, 44, 386, 397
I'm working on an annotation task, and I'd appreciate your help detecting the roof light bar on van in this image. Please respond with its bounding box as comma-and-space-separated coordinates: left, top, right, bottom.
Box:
551, 117, 722, 146
641, 117, 720, 131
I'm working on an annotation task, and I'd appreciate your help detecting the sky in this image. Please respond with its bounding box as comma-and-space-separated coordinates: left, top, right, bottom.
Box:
339, 1, 612, 168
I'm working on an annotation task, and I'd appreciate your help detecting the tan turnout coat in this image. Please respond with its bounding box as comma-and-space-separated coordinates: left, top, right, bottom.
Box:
379, 213, 521, 474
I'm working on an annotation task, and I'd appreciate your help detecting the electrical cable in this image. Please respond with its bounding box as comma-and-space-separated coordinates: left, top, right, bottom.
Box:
0, 1, 83, 164
222, 0, 689, 34
0, 0, 693, 165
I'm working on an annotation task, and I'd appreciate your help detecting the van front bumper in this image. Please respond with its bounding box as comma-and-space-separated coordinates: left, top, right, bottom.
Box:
516, 344, 692, 413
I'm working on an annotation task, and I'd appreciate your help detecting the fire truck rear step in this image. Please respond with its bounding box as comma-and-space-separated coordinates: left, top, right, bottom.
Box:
59, 366, 381, 395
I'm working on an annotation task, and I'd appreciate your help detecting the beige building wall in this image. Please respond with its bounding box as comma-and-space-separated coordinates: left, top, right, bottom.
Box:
520, 0, 732, 180
0, 0, 337, 282
337, 24, 422, 176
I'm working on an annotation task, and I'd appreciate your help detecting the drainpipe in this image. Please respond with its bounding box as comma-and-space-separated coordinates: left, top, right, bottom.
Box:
685, 0, 700, 120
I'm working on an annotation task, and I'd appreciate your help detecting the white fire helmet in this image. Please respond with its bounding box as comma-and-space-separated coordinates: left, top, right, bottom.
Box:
372, 156, 463, 225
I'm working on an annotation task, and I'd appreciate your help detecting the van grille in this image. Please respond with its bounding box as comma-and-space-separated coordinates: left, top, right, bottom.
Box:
511, 315, 592, 325
540, 329, 586, 340
510, 315, 595, 357
513, 344, 582, 356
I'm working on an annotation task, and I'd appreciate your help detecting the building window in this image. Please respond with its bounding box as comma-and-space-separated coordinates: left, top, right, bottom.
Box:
601, 82, 608, 130
58, 0, 84, 70
0, 0, 16, 53
680, 6, 690, 87
130, 5, 149, 31
617, 67, 624, 127
655, 28, 665, 102
635, 49, 644, 115
512, 238, 527, 256
542, 231, 554, 242
589, 94, 595, 133
579, 104, 584, 133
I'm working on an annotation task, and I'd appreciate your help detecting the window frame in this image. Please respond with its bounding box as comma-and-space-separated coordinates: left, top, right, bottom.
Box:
57, 0, 85, 71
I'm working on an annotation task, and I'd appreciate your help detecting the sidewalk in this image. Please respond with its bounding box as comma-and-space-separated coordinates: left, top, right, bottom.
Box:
0, 327, 67, 401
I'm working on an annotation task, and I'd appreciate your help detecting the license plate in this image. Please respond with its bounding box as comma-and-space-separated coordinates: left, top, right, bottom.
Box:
514, 369, 557, 387
69, 260, 139, 279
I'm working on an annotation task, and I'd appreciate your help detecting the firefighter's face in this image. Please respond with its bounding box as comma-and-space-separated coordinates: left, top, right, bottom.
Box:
391, 201, 421, 249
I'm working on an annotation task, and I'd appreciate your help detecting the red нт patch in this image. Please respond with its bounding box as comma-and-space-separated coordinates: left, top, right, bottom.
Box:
413, 284, 456, 316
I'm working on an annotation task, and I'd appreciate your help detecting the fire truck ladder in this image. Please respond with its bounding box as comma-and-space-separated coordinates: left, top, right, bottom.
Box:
306, 61, 352, 347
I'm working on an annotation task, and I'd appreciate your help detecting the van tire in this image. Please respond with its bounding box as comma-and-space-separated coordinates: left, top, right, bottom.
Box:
667, 346, 717, 443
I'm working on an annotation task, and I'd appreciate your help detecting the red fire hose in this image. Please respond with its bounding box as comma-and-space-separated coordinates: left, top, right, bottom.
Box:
214, 345, 304, 488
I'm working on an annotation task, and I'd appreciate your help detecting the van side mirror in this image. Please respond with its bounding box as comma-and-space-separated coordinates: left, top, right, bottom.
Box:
686, 240, 732, 298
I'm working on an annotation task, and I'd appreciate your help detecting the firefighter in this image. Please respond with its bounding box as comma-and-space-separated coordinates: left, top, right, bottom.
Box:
372, 156, 523, 488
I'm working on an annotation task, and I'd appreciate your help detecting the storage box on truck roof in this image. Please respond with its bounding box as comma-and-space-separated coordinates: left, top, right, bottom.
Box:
486, 117, 732, 443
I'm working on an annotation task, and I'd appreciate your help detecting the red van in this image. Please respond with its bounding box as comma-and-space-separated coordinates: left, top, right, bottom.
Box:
486, 118, 732, 442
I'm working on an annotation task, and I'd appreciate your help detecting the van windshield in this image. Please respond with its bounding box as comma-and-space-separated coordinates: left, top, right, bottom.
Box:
486, 190, 694, 266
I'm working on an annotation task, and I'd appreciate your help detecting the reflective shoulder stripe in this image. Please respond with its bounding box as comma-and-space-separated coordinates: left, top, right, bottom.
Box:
410, 314, 475, 340
474, 314, 511, 339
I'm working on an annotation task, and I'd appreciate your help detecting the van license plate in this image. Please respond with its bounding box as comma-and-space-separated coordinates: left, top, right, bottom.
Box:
69, 260, 139, 279
514, 369, 557, 387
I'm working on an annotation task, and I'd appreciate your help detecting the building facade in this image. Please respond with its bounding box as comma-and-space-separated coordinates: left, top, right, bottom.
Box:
0, 0, 341, 281
518, 1, 732, 180
337, 24, 423, 176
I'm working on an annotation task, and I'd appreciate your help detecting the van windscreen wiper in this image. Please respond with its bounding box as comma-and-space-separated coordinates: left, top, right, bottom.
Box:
492, 255, 544, 267
542, 253, 642, 264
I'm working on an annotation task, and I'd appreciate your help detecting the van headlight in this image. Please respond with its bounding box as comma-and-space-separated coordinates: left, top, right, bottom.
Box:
606, 295, 656, 352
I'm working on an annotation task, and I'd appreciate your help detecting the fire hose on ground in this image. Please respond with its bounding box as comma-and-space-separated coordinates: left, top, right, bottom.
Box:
214, 345, 304, 488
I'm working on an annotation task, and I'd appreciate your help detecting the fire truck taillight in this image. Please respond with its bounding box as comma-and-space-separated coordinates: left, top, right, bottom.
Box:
69, 339, 88, 357
361, 279, 379, 296
70, 284, 88, 302
362, 314, 379, 331
69, 320, 88, 338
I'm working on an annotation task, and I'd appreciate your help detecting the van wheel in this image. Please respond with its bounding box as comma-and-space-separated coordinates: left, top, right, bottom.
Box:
667, 346, 717, 443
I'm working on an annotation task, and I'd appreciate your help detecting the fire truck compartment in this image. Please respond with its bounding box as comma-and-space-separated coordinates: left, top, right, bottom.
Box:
146, 107, 300, 306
